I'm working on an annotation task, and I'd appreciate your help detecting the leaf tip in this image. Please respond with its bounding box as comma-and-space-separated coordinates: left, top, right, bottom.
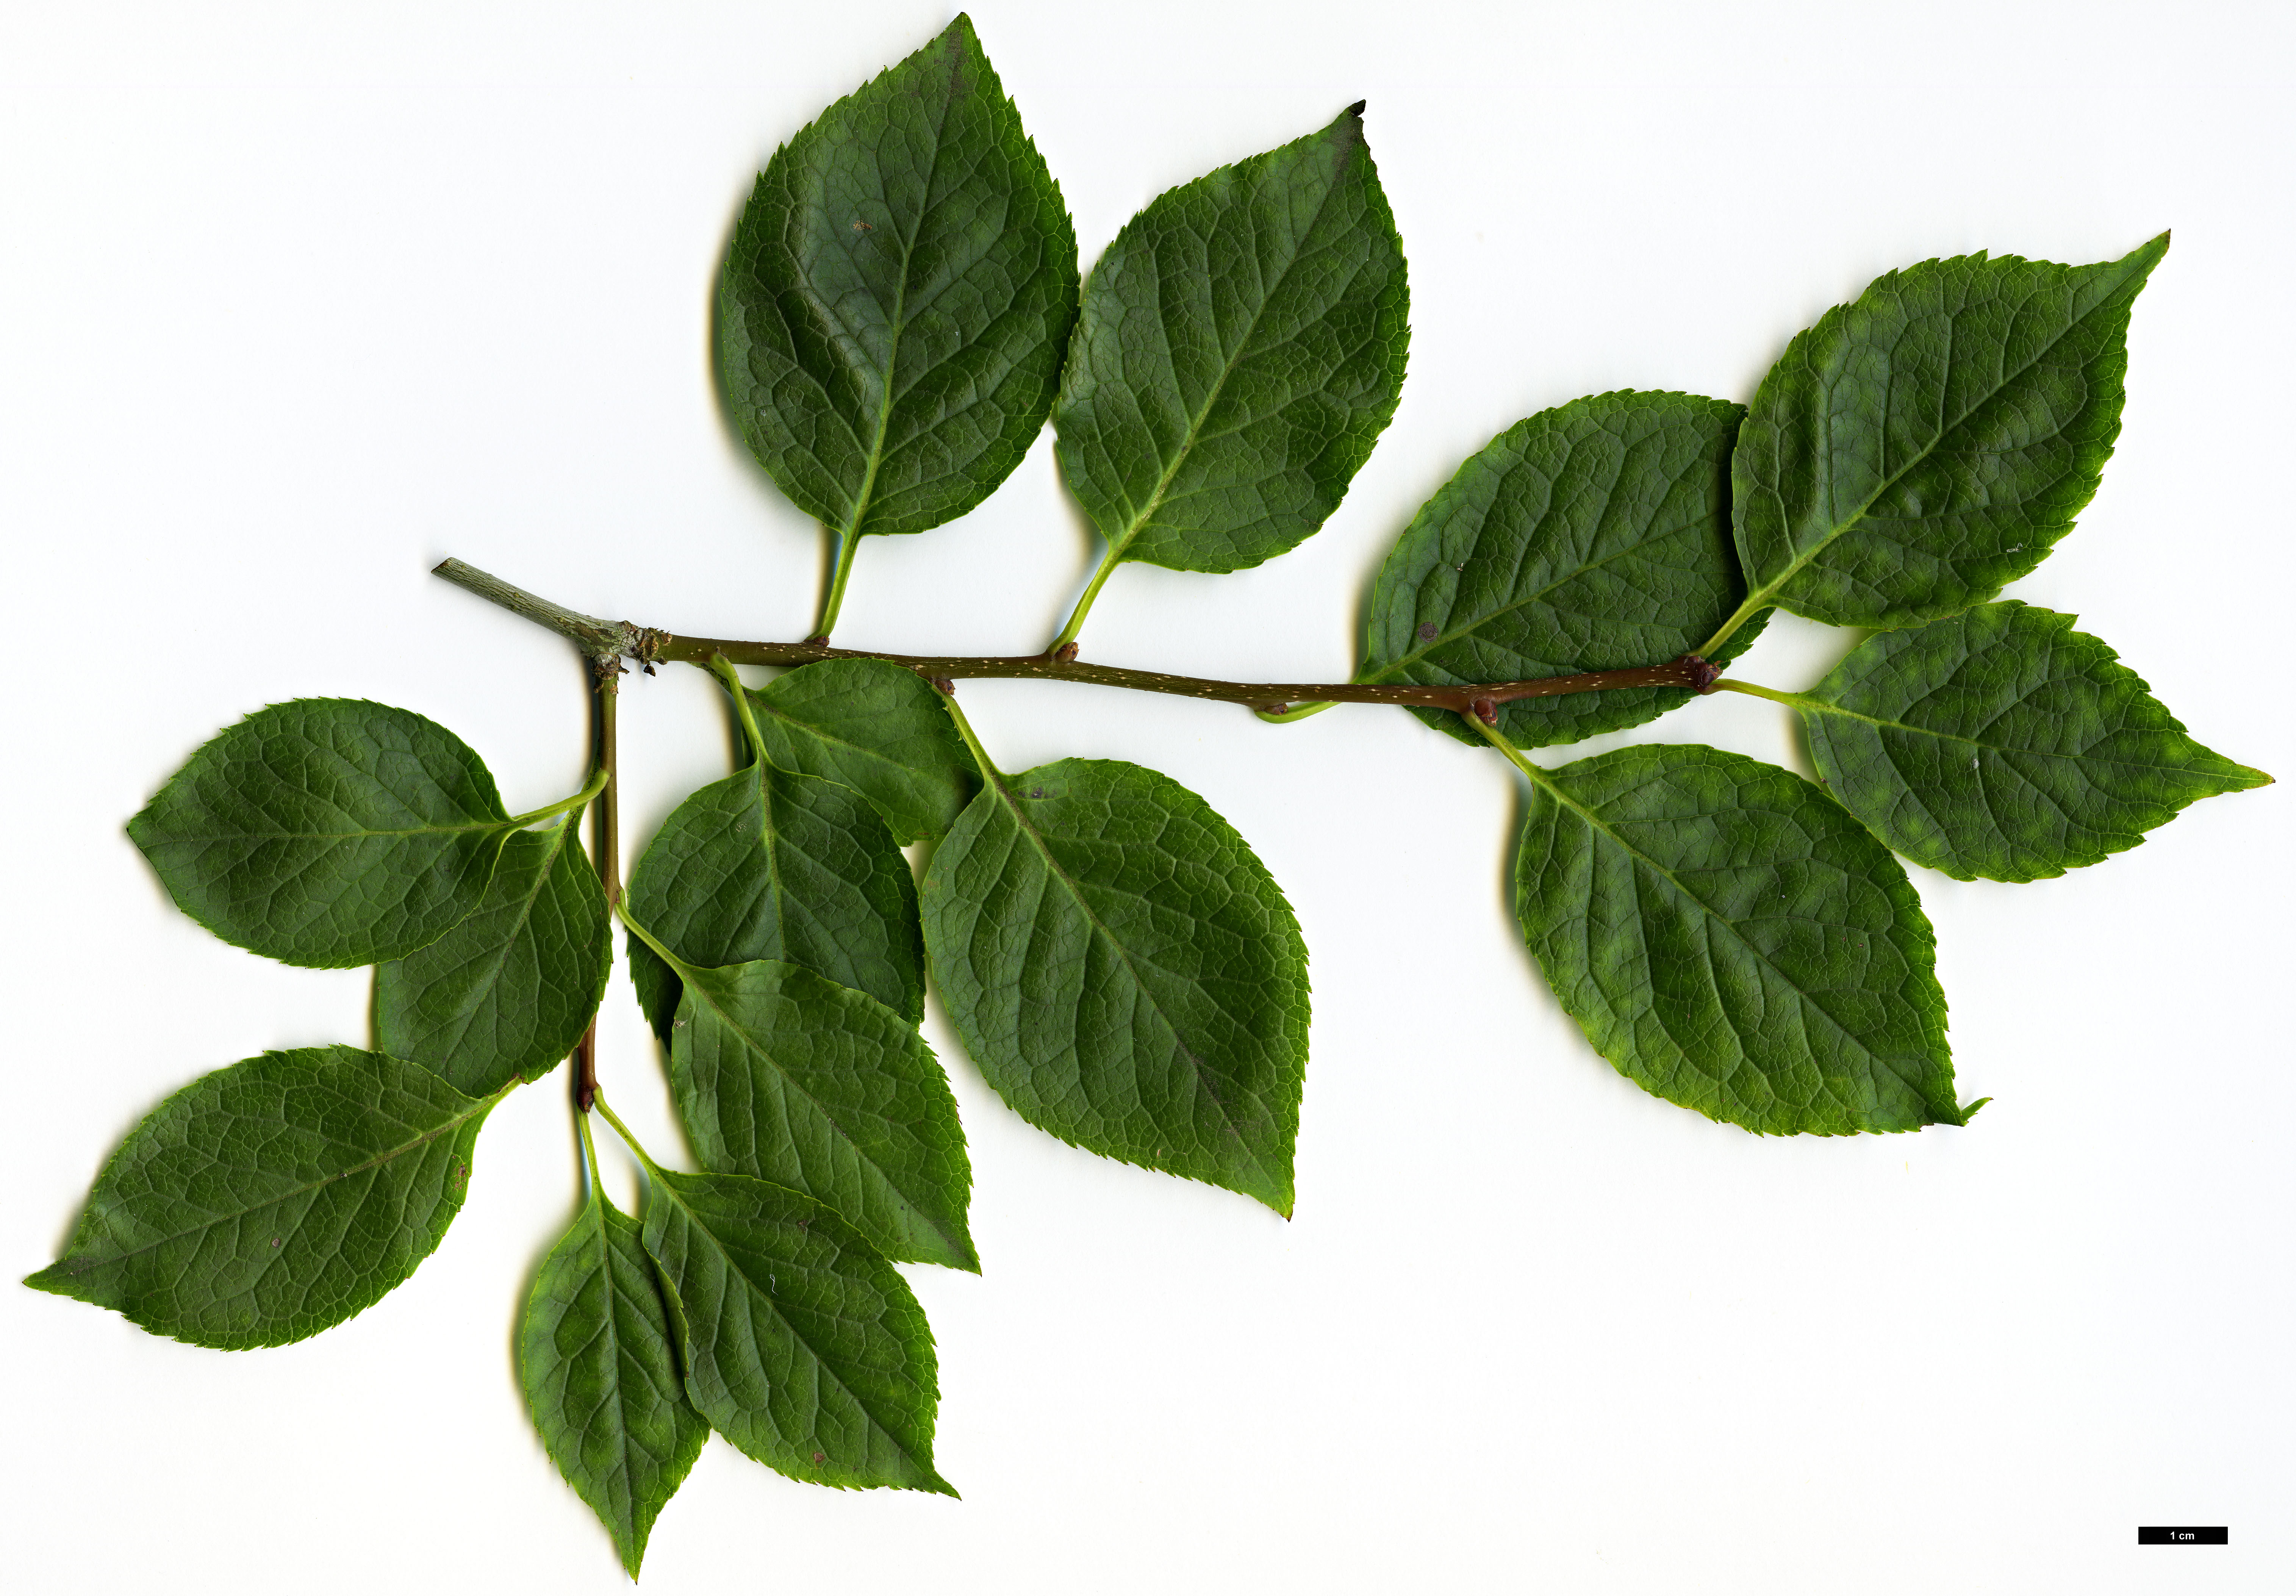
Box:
1954, 1097, 1992, 1125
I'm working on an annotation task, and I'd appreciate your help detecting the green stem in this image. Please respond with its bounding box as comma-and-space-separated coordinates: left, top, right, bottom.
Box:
590, 1091, 666, 1180
506, 761, 610, 829
1713, 677, 1817, 710
1462, 711, 1552, 788
1049, 546, 1123, 652
707, 654, 769, 762
1696, 595, 1769, 660
613, 900, 693, 982
933, 687, 1007, 784
577, 1109, 605, 1195
815, 527, 860, 640
1254, 699, 1339, 725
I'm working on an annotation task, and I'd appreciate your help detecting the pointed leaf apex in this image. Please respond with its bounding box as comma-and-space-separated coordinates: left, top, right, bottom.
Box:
1345, 99, 1367, 117
2124, 230, 2171, 271
1957, 1097, 1993, 1124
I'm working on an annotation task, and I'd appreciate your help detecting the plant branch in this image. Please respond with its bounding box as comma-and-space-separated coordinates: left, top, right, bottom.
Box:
569, 658, 621, 1114
436, 557, 1729, 714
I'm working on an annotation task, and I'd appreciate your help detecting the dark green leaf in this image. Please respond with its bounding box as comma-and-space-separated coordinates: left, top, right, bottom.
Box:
717, 15, 1078, 542
1729, 235, 2169, 631
1794, 601, 2271, 882
521, 1177, 707, 1579
664, 956, 974, 1271
627, 929, 683, 1049
640, 1168, 952, 1495
920, 759, 1309, 1213
374, 818, 609, 1095
745, 659, 980, 844
624, 761, 923, 1028
1360, 391, 1763, 749
128, 698, 517, 969
26, 1046, 500, 1347
1054, 103, 1408, 575
1515, 745, 1969, 1135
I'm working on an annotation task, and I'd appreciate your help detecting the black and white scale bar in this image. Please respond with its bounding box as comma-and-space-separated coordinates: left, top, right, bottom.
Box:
2137, 1526, 2227, 1544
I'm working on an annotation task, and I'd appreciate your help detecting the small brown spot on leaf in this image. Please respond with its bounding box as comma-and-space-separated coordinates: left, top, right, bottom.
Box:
1417, 621, 1439, 641
852, 220, 873, 232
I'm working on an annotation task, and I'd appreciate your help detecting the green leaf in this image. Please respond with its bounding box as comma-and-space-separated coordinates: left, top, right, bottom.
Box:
373, 818, 610, 1095
627, 929, 683, 1049
716, 14, 1078, 542
1792, 601, 2271, 882
920, 758, 1309, 1214
624, 760, 923, 1029
1359, 391, 1763, 749
669, 957, 976, 1272
1728, 235, 2169, 632
744, 659, 981, 844
27, 1046, 501, 1347
128, 698, 518, 969
640, 1168, 952, 1495
520, 1177, 708, 1579
1514, 745, 1969, 1135
1053, 103, 1408, 575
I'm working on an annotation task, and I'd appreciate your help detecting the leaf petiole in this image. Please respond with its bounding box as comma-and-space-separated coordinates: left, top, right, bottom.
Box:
1711, 677, 1816, 709
814, 529, 860, 640
1462, 709, 1552, 788
934, 686, 1007, 784
1048, 545, 1123, 652
505, 762, 611, 829
1254, 699, 1338, 724
707, 655, 770, 761
1695, 596, 1770, 660
589, 1090, 666, 1181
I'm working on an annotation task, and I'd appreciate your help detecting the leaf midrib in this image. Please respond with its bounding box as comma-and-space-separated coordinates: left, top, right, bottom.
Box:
1744, 253, 2148, 610
658, 1178, 937, 1483
1528, 764, 1937, 1108
1803, 693, 2246, 780
401, 821, 574, 1061
1098, 144, 1355, 563
834, 38, 963, 543
985, 776, 1277, 1189
150, 815, 511, 843
59, 1081, 504, 1278
1363, 498, 1727, 682
682, 967, 965, 1264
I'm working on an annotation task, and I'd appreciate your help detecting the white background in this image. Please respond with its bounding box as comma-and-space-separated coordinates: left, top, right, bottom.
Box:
5, 3, 2291, 1591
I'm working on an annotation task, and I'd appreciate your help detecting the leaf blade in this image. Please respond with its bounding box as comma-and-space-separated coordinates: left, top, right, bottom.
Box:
673, 959, 977, 1271
717, 15, 1078, 542
27, 1046, 500, 1347
1515, 745, 1965, 1135
1360, 390, 1762, 748
1054, 103, 1409, 574
624, 760, 924, 1028
1796, 602, 2271, 881
520, 1184, 708, 1579
128, 699, 515, 969
640, 1169, 951, 1495
744, 659, 981, 844
374, 817, 610, 1095
920, 759, 1309, 1213
1731, 235, 2168, 630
